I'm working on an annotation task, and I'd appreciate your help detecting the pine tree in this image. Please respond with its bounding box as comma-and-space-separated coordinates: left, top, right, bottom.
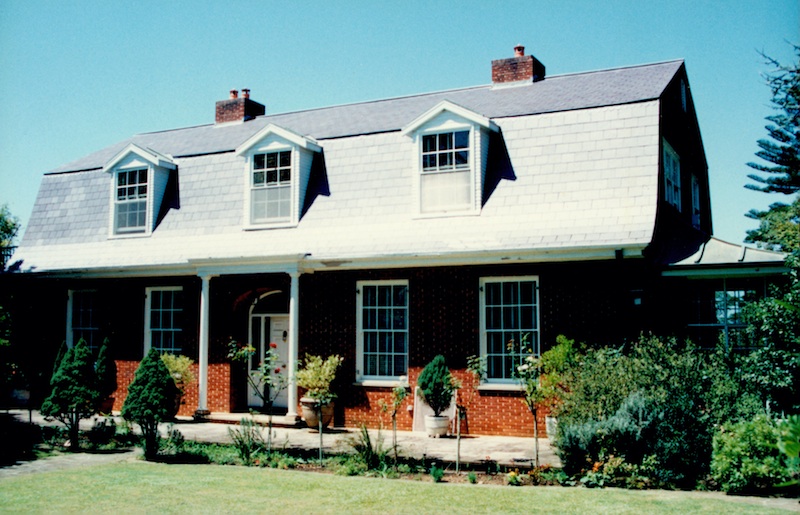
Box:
745, 45, 800, 251
95, 339, 117, 410
40, 339, 100, 450
121, 348, 179, 459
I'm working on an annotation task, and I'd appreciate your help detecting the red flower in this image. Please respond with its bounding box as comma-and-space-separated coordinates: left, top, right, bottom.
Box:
274, 368, 282, 374
269, 342, 278, 349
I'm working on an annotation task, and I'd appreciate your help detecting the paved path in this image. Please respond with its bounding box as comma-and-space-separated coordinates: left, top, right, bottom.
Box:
1, 410, 559, 477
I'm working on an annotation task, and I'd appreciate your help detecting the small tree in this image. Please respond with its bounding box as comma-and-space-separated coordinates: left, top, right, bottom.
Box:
512, 333, 545, 467
95, 339, 117, 411
380, 383, 408, 463
121, 348, 179, 459
40, 339, 100, 450
417, 355, 455, 417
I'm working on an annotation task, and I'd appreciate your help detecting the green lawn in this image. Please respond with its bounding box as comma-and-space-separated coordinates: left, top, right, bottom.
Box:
0, 462, 795, 514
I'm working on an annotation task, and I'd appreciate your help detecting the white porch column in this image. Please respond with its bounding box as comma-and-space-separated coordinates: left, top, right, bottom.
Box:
286, 270, 301, 419
195, 274, 213, 417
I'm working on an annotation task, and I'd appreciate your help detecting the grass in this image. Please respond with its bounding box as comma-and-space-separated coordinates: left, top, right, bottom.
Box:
0, 461, 795, 514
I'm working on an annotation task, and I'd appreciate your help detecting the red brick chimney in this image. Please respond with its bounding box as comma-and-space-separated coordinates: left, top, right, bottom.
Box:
215, 88, 265, 124
492, 45, 546, 85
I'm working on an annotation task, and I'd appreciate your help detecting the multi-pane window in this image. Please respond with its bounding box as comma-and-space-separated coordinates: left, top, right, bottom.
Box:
691, 175, 701, 229
146, 287, 184, 354
251, 151, 292, 223
115, 169, 148, 233
420, 130, 471, 212
357, 281, 408, 380
688, 279, 761, 350
663, 141, 681, 211
68, 290, 100, 352
480, 277, 540, 381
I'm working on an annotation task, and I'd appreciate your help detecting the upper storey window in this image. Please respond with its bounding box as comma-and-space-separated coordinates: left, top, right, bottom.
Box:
115, 169, 148, 233
103, 144, 176, 238
663, 139, 681, 211
236, 124, 321, 229
251, 150, 292, 223
402, 101, 498, 216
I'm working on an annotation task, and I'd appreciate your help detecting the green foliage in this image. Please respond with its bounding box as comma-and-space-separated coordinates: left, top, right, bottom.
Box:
296, 353, 343, 406
121, 348, 180, 459
227, 339, 287, 409
349, 424, 389, 470
228, 418, 265, 465
556, 335, 767, 488
429, 464, 445, 483
745, 45, 799, 251
160, 353, 195, 394
711, 414, 794, 494
778, 415, 800, 487
540, 335, 579, 414
0, 204, 20, 250
467, 471, 478, 484
95, 339, 117, 403
417, 355, 455, 417
40, 339, 100, 450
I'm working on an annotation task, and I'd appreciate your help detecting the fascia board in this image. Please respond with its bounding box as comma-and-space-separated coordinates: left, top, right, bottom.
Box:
235, 123, 322, 156
400, 100, 499, 137
102, 143, 176, 172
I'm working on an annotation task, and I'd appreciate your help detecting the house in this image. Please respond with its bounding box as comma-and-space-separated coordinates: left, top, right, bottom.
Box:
5, 47, 787, 436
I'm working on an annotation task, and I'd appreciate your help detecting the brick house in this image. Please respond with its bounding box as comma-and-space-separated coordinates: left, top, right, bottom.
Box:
6, 47, 786, 436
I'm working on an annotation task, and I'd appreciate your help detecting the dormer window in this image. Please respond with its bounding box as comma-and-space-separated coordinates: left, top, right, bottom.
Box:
402, 101, 498, 216
115, 168, 149, 233
251, 150, 292, 223
236, 123, 322, 229
103, 143, 176, 238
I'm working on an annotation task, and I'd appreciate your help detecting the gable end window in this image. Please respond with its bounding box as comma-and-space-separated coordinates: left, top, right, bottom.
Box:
479, 276, 540, 382
115, 168, 149, 233
420, 130, 472, 213
691, 174, 701, 229
356, 280, 409, 382
251, 151, 292, 223
145, 287, 184, 355
663, 140, 681, 211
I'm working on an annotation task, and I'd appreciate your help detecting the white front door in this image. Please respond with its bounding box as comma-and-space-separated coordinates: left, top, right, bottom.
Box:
248, 314, 290, 409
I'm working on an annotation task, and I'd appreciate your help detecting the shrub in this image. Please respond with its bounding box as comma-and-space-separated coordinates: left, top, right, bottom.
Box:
228, 418, 265, 465
429, 464, 445, 483
417, 355, 455, 417
121, 348, 180, 459
711, 414, 794, 494
296, 354, 343, 406
95, 339, 117, 409
40, 339, 100, 450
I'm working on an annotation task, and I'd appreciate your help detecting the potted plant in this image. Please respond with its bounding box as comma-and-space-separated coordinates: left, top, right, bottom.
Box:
417, 354, 456, 437
296, 353, 343, 431
160, 353, 196, 418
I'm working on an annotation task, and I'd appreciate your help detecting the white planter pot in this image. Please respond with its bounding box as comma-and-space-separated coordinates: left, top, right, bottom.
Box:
424, 415, 450, 438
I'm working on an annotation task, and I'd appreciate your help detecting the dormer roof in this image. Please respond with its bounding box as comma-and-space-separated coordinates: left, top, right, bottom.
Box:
102, 143, 177, 172
400, 100, 499, 136
235, 123, 322, 155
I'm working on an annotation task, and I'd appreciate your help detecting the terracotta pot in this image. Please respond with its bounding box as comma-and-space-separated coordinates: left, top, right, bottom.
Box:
424, 415, 450, 438
300, 397, 334, 430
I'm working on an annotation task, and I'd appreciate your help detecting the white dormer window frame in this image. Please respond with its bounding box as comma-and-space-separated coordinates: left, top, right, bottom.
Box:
402, 101, 498, 217
103, 144, 176, 238
236, 124, 321, 230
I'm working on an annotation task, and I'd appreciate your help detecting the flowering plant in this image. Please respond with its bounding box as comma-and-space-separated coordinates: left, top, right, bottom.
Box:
508, 333, 545, 467
227, 339, 289, 410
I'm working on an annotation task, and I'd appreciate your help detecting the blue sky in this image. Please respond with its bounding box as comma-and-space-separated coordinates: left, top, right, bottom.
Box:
0, 0, 797, 244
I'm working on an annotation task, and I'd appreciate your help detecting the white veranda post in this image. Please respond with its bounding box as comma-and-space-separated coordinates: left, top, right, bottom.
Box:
286, 271, 301, 419
196, 274, 213, 417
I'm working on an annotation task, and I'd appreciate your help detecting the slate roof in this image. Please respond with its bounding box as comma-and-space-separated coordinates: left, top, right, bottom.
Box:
50, 60, 683, 174
16, 60, 686, 275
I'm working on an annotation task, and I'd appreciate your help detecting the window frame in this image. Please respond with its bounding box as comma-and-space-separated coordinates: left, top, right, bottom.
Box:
416, 126, 476, 215
249, 149, 293, 225
66, 289, 101, 352
144, 286, 184, 355
355, 279, 409, 385
691, 174, 701, 229
111, 166, 152, 236
478, 275, 541, 385
663, 139, 681, 211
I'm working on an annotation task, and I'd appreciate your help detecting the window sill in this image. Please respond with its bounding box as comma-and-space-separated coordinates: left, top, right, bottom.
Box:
414, 209, 480, 220
244, 221, 297, 231
108, 231, 151, 240
477, 383, 523, 392
353, 379, 409, 388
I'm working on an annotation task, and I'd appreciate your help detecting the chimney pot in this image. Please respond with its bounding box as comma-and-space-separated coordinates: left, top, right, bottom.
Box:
216, 89, 265, 124
514, 45, 525, 57
230, 89, 238, 99
242, 88, 250, 99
